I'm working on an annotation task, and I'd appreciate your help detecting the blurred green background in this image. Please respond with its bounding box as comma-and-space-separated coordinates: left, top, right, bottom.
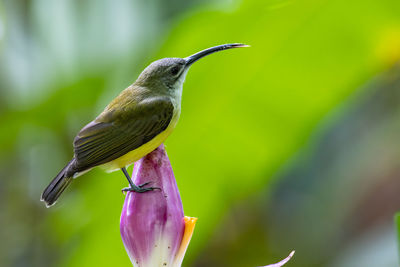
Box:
1, 0, 400, 266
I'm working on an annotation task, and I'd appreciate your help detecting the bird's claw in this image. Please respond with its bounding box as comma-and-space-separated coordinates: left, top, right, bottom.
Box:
121, 182, 161, 193
138, 182, 151, 188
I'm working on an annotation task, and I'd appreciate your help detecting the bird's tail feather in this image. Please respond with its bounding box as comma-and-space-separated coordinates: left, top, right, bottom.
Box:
41, 160, 74, 207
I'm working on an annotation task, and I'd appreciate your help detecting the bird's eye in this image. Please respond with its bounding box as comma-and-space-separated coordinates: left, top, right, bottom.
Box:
170, 66, 180, 76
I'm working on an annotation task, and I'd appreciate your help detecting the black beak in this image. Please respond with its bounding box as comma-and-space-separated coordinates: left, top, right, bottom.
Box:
184, 43, 249, 66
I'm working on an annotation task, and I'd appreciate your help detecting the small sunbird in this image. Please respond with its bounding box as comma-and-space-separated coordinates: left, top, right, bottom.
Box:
41, 43, 248, 207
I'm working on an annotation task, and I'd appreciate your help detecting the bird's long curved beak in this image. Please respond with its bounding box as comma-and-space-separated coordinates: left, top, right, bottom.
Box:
184, 43, 249, 66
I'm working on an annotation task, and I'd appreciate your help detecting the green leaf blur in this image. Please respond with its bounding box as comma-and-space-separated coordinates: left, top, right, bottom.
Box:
396, 213, 400, 263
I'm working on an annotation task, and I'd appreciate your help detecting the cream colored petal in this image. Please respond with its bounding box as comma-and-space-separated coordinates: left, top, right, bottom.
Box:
261, 251, 295, 267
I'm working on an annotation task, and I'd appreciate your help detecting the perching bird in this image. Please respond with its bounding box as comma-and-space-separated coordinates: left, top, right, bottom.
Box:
41, 43, 248, 207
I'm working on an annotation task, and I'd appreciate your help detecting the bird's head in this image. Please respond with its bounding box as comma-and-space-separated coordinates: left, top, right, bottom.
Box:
135, 43, 249, 93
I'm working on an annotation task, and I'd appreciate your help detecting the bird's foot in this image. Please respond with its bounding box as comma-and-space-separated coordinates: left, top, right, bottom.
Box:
138, 182, 151, 188
122, 182, 160, 193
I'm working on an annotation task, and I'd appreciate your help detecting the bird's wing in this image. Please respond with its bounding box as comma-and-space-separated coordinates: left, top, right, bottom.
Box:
72, 96, 174, 170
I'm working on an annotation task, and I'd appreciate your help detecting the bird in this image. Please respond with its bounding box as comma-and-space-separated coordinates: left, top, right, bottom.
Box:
41, 43, 248, 207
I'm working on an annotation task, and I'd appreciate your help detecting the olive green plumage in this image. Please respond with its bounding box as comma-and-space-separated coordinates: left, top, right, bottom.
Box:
73, 95, 174, 171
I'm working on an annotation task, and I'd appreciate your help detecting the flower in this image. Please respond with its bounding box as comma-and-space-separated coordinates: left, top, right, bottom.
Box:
120, 144, 196, 267
119, 144, 294, 266
262, 251, 295, 267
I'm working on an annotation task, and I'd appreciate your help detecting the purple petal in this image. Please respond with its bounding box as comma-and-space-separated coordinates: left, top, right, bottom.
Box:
120, 145, 185, 266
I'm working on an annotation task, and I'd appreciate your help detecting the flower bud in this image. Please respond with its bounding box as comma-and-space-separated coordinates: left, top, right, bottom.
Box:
120, 145, 196, 267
